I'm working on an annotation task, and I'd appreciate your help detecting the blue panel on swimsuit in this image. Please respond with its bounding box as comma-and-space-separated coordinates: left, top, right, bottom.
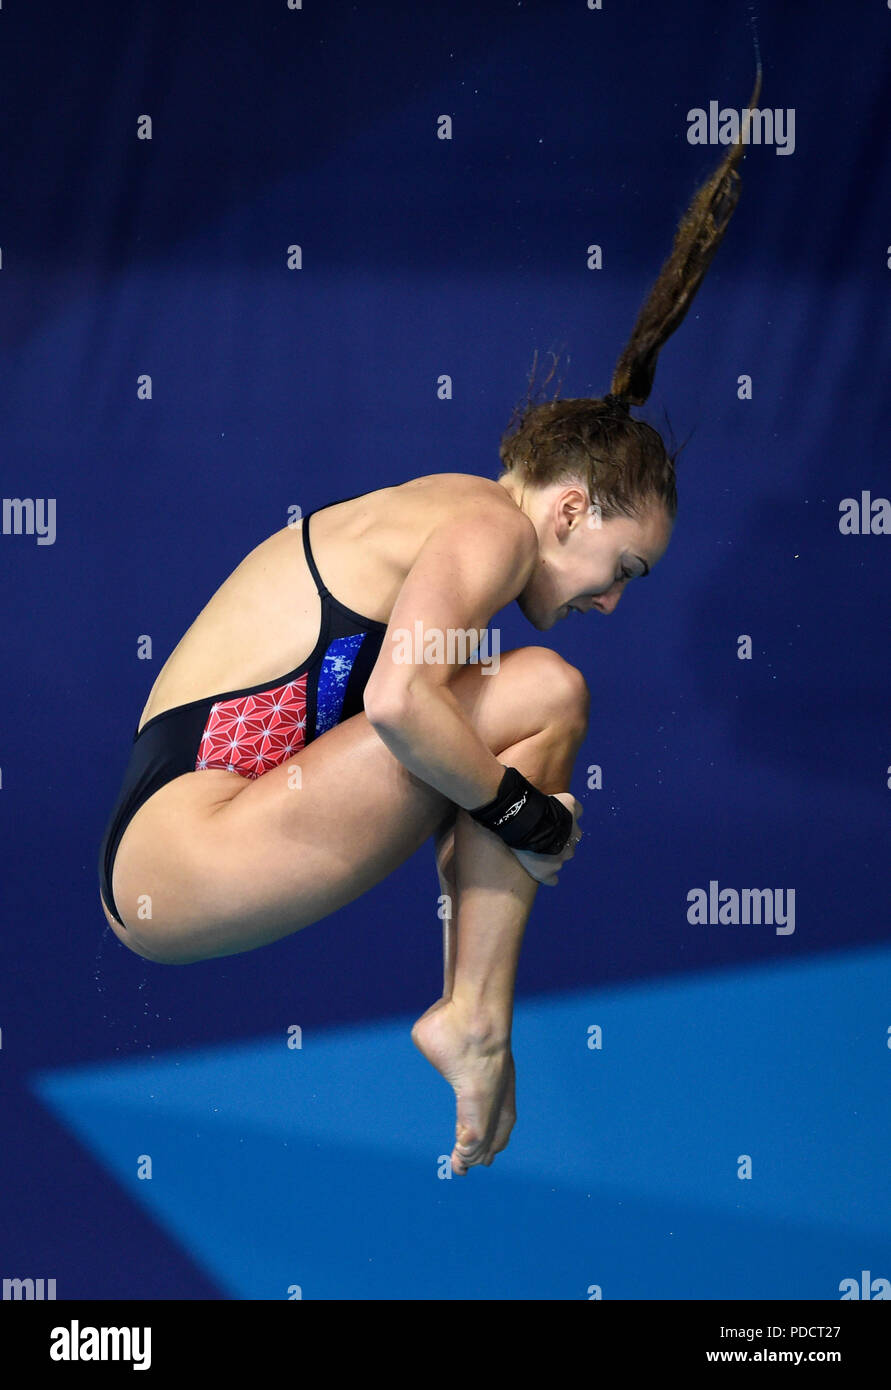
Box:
314, 632, 366, 736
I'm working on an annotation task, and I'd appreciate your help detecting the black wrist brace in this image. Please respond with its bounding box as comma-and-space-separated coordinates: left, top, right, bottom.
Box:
468, 766, 573, 856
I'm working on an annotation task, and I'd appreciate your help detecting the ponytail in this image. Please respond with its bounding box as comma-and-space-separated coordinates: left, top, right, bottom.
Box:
609, 65, 762, 406
499, 66, 762, 521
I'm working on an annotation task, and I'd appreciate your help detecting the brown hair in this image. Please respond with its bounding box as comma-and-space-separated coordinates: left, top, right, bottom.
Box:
498, 67, 762, 524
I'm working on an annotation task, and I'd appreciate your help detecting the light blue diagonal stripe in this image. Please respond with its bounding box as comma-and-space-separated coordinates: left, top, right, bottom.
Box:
30, 947, 891, 1299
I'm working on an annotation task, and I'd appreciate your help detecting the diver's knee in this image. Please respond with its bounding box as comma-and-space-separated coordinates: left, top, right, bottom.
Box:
521, 647, 590, 738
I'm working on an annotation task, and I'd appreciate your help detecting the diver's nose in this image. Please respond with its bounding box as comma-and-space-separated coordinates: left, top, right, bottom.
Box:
594, 588, 623, 615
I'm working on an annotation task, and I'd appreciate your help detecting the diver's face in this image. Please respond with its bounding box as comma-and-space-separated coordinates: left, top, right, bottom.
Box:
518, 488, 673, 630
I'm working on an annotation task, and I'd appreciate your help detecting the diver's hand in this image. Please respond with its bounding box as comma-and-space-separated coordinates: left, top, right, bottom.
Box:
509, 793, 583, 886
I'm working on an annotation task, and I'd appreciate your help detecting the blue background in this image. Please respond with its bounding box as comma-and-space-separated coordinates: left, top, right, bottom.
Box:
1, 0, 889, 1299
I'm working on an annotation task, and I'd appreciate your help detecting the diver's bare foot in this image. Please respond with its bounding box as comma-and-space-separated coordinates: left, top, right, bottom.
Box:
411, 998, 514, 1175
483, 1051, 515, 1167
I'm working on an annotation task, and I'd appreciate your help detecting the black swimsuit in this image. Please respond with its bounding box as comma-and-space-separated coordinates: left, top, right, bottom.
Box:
98, 494, 388, 927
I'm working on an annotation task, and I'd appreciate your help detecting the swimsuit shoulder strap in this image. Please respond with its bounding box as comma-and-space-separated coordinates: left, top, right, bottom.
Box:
300, 491, 367, 599
300, 510, 328, 598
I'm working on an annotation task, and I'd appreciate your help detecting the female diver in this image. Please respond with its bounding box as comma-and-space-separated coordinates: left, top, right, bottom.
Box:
99, 91, 757, 1176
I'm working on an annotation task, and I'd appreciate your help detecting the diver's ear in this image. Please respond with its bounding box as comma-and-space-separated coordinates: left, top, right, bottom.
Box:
557, 484, 590, 536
